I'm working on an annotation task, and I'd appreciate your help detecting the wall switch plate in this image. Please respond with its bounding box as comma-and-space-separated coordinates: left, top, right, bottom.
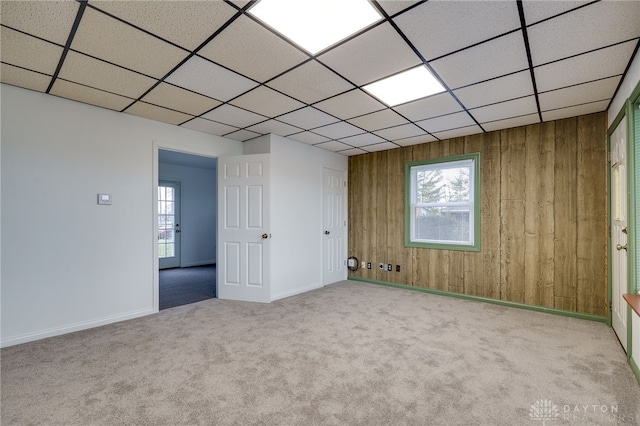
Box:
97, 193, 112, 205
361, 261, 366, 269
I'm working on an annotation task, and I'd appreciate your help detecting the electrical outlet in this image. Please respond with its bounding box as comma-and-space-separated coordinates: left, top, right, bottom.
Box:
387, 264, 392, 272
361, 261, 365, 269
379, 263, 384, 270
396, 265, 400, 272
367, 262, 371, 269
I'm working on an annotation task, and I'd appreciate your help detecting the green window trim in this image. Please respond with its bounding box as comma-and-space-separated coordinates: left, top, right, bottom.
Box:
405, 152, 481, 252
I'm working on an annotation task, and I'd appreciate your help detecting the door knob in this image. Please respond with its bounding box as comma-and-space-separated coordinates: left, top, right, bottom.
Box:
324, 230, 330, 235
261, 233, 269, 239
616, 244, 627, 251
175, 230, 181, 233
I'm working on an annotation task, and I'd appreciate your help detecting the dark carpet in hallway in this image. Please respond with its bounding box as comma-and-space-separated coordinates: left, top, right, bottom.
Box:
159, 265, 216, 310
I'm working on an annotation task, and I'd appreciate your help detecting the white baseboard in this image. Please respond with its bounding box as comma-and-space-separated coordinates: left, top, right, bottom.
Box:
180, 260, 216, 268
271, 283, 323, 302
0, 307, 155, 348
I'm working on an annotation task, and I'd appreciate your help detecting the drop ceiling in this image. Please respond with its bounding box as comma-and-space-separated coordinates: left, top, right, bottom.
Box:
1, 0, 639, 156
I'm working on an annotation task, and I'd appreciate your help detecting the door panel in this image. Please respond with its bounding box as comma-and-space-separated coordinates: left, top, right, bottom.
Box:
611, 115, 628, 352
158, 181, 181, 269
218, 154, 270, 303
323, 168, 346, 285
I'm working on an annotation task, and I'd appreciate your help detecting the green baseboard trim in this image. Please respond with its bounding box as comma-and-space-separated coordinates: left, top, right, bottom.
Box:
630, 356, 640, 387
348, 276, 608, 324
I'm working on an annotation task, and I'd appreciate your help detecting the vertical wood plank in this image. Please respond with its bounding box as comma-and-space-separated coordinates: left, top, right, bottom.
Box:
576, 113, 608, 316
386, 147, 412, 284
554, 117, 578, 311
500, 127, 527, 303
481, 132, 502, 299
524, 122, 556, 308
360, 152, 378, 281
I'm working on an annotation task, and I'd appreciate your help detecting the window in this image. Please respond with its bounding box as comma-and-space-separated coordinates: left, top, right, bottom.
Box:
405, 153, 480, 251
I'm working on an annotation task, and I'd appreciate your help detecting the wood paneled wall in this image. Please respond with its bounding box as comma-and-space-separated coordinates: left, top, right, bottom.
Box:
348, 113, 608, 316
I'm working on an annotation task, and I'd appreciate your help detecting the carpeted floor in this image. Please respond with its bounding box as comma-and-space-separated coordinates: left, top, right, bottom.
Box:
159, 264, 216, 310
2, 281, 639, 425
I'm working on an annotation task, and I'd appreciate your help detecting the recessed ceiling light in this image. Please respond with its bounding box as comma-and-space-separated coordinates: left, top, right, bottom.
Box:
363, 66, 446, 107
249, 0, 381, 55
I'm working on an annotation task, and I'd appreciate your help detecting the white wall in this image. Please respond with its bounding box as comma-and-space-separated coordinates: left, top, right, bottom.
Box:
159, 162, 217, 267
0, 84, 242, 347
268, 134, 348, 300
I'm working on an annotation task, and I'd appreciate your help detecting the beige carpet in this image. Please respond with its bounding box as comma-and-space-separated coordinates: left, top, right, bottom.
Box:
2, 281, 639, 425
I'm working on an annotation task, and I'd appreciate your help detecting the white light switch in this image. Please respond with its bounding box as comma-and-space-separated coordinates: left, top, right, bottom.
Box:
97, 193, 112, 205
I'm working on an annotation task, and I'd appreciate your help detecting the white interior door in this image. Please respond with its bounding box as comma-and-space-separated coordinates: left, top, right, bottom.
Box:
158, 181, 181, 269
217, 154, 270, 303
611, 115, 628, 352
322, 168, 346, 285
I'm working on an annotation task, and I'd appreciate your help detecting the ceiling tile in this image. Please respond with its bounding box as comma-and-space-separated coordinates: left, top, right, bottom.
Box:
246, 120, 303, 136
374, 123, 426, 140
142, 83, 221, 116
539, 76, 619, 111
201, 104, 267, 128
0, 0, 79, 45
224, 129, 261, 141
166, 56, 258, 101
230, 86, 304, 118
50, 79, 133, 111
453, 70, 534, 109
287, 131, 331, 145
377, 1, 421, 18
470, 96, 538, 123
481, 113, 541, 132
361, 142, 399, 152
181, 118, 238, 136
394, 0, 520, 61
126, 102, 193, 126
313, 122, 365, 140
91, 0, 237, 51
0, 27, 64, 75
433, 125, 483, 140
347, 109, 410, 132
394, 134, 438, 147
267, 60, 354, 104
338, 133, 386, 148
58, 51, 157, 99
314, 89, 385, 120
393, 92, 462, 122
199, 15, 308, 83
534, 40, 636, 92
313, 141, 353, 152
416, 112, 476, 134
277, 107, 339, 129
430, 31, 529, 89
541, 100, 609, 122
527, 1, 640, 65
337, 147, 367, 156
521, 0, 591, 25
71, 7, 188, 79
318, 22, 421, 86
0, 63, 51, 93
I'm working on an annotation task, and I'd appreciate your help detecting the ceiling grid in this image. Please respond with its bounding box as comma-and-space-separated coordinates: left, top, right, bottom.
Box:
1, 0, 638, 156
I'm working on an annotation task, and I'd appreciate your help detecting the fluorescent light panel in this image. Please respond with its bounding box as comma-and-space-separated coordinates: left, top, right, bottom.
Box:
363, 66, 446, 106
249, 0, 381, 54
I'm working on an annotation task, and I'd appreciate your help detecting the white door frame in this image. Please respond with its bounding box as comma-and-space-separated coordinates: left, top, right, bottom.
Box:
152, 142, 220, 312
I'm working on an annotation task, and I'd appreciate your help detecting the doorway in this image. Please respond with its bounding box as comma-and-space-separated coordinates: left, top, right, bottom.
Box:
157, 149, 217, 310
610, 114, 628, 351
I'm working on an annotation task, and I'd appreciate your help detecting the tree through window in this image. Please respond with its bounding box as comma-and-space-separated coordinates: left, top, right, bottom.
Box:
406, 153, 480, 251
